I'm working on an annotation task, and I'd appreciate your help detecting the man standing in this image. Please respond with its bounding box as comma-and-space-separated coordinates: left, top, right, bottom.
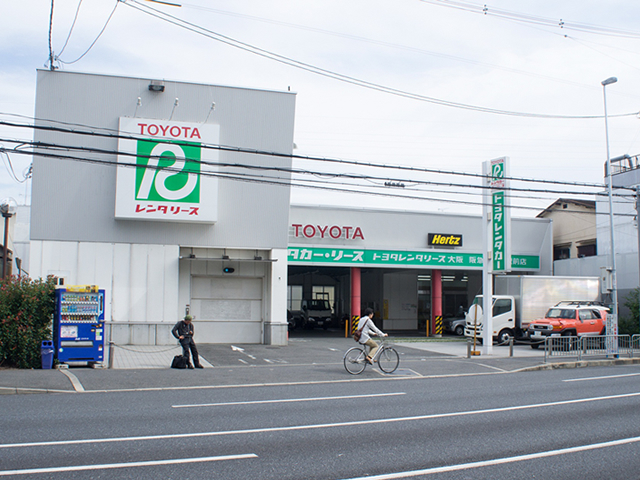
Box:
172, 315, 203, 369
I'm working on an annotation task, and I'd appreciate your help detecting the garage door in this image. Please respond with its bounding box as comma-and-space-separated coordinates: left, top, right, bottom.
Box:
190, 276, 263, 343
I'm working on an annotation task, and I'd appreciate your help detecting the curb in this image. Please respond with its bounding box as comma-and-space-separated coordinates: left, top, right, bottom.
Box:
519, 357, 640, 372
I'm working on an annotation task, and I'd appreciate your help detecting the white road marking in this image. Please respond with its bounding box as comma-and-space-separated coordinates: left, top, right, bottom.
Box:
563, 372, 640, 382
337, 436, 640, 479
230, 345, 256, 360
3, 391, 639, 450
59, 369, 84, 392
0, 454, 257, 477
172, 392, 406, 408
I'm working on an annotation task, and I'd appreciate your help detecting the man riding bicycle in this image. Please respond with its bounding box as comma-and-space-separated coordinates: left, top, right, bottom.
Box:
357, 308, 388, 364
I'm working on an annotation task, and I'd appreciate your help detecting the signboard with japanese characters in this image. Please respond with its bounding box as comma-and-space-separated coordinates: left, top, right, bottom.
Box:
288, 247, 538, 270
115, 118, 220, 223
488, 157, 511, 273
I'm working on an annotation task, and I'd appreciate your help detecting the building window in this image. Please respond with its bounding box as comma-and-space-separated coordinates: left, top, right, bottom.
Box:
577, 243, 596, 258
554, 245, 571, 260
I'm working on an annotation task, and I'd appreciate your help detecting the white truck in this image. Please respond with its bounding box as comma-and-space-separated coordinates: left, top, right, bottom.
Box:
289, 298, 333, 330
464, 275, 601, 344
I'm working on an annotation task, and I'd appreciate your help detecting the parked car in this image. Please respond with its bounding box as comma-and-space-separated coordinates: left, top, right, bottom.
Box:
443, 316, 466, 336
528, 301, 609, 349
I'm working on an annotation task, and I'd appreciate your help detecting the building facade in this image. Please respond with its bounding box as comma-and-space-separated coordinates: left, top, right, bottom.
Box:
25, 70, 560, 345
29, 70, 295, 345
288, 205, 553, 332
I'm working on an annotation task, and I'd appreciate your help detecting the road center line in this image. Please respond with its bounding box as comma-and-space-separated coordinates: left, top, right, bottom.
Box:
0, 454, 257, 477
563, 372, 640, 382
337, 436, 640, 479
3, 391, 639, 450
172, 392, 406, 408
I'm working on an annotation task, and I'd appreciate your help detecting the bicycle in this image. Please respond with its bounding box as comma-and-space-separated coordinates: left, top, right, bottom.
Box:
343, 337, 399, 375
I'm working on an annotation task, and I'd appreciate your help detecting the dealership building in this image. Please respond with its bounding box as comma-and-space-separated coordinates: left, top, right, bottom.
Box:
27, 70, 553, 346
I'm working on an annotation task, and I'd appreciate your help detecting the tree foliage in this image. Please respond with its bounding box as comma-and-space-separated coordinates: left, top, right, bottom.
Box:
620, 288, 640, 336
0, 276, 57, 368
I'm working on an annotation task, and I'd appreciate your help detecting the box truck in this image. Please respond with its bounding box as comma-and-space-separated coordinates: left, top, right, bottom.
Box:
464, 276, 601, 344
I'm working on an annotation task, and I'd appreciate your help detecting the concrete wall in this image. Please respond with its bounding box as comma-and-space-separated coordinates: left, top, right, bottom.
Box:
32, 70, 295, 249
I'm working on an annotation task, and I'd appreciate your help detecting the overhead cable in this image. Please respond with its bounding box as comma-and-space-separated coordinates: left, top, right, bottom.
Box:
121, 0, 638, 120
0, 116, 624, 191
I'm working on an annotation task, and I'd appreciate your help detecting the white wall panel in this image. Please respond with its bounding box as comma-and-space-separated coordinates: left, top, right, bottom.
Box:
129, 244, 149, 322
112, 244, 132, 322
146, 245, 166, 323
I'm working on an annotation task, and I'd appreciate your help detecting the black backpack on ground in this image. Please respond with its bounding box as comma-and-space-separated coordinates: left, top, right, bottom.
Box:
171, 355, 188, 369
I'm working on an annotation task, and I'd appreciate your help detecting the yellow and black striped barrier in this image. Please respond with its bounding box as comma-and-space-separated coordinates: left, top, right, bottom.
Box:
347, 315, 360, 338
434, 315, 443, 337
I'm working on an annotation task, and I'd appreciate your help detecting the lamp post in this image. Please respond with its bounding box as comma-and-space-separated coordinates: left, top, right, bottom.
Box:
0, 198, 17, 281
602, 76, 618, 323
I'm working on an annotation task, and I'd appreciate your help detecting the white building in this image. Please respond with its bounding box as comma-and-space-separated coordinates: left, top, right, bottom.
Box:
23, 70, 562, 345
29, 70, 295, 345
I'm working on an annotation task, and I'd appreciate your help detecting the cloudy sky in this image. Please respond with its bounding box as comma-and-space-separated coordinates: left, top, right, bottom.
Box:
1, 0, 639, 217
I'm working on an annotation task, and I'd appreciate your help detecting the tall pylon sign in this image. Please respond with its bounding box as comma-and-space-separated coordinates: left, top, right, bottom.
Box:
484, 157, 511, 273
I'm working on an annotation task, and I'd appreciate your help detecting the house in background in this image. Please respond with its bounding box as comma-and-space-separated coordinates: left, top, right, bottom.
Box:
537, 198, 597, 260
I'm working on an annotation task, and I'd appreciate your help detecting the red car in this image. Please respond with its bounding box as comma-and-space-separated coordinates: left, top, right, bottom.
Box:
528, 302, 609, 348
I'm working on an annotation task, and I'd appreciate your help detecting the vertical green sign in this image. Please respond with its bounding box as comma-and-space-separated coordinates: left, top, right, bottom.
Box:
490, 157, 509, 273
493, 191, 506, 271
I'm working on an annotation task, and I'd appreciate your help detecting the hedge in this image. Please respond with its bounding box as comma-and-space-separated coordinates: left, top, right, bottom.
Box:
0, 276, 57, 369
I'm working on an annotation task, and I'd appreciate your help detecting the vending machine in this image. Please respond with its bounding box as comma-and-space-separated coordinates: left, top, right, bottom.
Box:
54, 285, 105, 364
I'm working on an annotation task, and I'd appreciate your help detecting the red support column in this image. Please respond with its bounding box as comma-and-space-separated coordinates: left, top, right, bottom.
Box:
431, 269, 443, 337
349, 267, 361, 337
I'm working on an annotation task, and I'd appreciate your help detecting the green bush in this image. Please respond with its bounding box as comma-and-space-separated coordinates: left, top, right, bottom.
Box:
0, 276, 57, 368
621, 288, 640, 336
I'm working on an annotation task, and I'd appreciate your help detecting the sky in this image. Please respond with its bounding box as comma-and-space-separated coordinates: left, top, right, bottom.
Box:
1, 0, 640, 218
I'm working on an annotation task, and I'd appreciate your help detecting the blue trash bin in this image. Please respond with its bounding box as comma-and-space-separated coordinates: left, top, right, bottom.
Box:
41, 341, 54, 369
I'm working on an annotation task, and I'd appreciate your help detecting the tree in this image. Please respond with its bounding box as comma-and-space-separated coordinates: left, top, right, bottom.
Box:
620, 288, 640, 336
0, 276, 57, 368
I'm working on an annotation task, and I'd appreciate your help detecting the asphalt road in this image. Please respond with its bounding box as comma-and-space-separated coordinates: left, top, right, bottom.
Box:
2, 364, 640, 479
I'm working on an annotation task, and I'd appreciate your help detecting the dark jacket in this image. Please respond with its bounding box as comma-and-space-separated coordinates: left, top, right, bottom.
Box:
172, 320, 194, 340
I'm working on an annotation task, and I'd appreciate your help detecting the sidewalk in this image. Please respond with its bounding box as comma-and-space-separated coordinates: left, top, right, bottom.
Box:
109, 344, 214, 369
1, 336, 638, 395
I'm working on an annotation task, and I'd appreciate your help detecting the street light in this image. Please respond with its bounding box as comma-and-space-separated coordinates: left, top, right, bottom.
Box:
0, 198, 17, 280
602, 77, 618, 324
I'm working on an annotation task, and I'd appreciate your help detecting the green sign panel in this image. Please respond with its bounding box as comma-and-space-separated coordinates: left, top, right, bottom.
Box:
288, 247, 539, 270
492, 191, 506, 271
511, 255, 539, 270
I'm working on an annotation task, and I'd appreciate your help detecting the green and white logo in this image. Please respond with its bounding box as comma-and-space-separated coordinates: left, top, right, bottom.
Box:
115, 118, 219, 223
135, 139, 201, 203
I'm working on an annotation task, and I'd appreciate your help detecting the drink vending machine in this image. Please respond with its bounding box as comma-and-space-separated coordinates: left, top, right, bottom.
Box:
54, 285, 105, 364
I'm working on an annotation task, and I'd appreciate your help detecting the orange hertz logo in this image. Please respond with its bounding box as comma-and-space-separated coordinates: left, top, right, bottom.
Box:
428, 233, 463, 247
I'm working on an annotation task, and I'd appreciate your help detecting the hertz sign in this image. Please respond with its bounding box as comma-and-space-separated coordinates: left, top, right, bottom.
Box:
428, 233, 463, 247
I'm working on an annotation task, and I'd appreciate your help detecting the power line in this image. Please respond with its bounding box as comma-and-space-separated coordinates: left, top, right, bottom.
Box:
121, 0, 639, 120
3, 143, 632, 216
14, 136, 629, 199
57, 0, 84, 58
57, 1, 119, 65
1, 130, 635, 214
421, 0, 640, 39
0, 116, 627, 191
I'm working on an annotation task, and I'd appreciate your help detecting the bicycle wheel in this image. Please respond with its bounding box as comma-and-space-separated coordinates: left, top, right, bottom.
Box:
378, 347, 399, 373
344, 347, 367, 375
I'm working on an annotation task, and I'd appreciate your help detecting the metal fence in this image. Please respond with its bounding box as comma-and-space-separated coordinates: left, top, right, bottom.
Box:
544, 335, 640, 362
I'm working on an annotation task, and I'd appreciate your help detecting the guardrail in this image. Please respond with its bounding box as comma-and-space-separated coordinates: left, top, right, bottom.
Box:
543, 335, 638, 362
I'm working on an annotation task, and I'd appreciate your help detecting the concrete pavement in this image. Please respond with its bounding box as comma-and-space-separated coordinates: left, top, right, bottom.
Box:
1, 333, 638, 394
